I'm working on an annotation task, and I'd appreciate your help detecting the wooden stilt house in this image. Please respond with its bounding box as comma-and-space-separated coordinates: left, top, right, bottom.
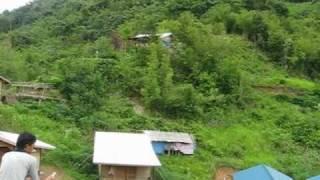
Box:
93, 132, 161, 180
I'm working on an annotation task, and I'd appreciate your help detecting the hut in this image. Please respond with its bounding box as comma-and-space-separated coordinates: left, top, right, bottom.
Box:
143, 130, 196, 155
128, 32, 173, 48
308, 175, 320, 180
233, 164, 292, 180
11, 82, 60, 103
12, 82, 54, 97
0, 76, 11, 103
0, 131, 55, 169
93, 132, 161, 180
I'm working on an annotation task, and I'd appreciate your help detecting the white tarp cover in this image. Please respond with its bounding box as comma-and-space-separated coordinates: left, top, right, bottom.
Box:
0, 131, 56, 150
93, 132, 161, 167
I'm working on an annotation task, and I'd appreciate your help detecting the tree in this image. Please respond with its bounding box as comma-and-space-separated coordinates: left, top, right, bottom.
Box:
141, 44, 161, 106
270, 1, 289, 17
58, 59, 107, 118
266, 31, 296, 69
243, 0, 268, 10
158, 47, 173, 96
142, 43, 175, 112
245, 13, 269, 48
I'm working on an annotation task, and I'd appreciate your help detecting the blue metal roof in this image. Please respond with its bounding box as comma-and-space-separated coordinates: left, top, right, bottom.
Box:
308, 175, 320, 180
233, 165, 293, 180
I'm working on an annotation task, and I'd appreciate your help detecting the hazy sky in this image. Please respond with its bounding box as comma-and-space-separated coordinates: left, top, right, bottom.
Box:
0, 0, 33, 13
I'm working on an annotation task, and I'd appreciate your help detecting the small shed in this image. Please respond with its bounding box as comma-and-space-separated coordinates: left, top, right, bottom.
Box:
0, 76, 11, 102
0, 131, 56, 169
143, 130, 196, 155
12, 82, 54, 96
93, 132, 161, 180
233, 164, 292, 180
308, 175, 320, 180
128, 32, 173, 48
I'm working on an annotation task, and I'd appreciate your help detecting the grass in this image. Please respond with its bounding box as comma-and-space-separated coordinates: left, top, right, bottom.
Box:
257, 76, 318, 91
286, 1, 320, 17
0, 86, 320, 180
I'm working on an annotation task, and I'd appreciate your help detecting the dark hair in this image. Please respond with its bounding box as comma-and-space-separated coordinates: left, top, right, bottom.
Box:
16, 132, 36, 151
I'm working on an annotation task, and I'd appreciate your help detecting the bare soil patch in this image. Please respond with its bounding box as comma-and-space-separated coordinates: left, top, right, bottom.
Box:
40, 165, 73, 180
214, 167, 235, 180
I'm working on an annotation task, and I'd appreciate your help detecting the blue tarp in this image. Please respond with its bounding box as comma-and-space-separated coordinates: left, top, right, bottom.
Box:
233, 164, 293, 180
152, 142, 167, 154
308, 175, 320, 180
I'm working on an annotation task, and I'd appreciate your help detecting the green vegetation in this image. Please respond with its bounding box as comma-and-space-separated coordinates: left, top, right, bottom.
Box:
0, 0, 320, 179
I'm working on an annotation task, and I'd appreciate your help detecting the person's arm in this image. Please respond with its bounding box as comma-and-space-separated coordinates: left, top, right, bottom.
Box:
28, 158, 40, 180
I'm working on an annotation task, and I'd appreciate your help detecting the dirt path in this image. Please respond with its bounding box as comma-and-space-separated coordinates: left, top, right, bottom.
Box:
40, 165, 73, 180
214, 167, 235, 180
253, 85, 304, 96
130, 97, 145, 115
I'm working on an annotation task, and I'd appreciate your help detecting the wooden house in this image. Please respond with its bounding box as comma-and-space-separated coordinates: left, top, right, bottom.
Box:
12, 82, 54, 97
0, 131, 55, 169
144, 130, 196, 155
0, 76, 60, 104
11, 82, 60, 103
93, 132, 161, 180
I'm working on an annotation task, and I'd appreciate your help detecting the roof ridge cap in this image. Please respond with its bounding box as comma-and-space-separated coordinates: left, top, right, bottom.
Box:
262, 165, 275, 180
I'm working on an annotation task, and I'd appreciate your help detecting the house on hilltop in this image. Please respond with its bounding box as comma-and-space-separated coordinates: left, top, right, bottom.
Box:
128, 32, 173, 48
12, 82, 55, 99
0, 75, 61, 104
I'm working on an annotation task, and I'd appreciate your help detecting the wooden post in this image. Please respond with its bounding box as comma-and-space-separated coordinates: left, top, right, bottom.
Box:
98, 165, 102, 180
38, 88, 46, 105
0, 82, 2, 104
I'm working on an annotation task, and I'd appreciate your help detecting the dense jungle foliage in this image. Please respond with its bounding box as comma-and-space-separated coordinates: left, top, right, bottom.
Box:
0, 0, 320, 179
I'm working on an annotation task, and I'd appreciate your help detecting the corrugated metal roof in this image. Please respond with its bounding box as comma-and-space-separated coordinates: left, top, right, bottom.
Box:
233, 164, 292, 180
93, 132, 161, 167
158, 32, 172, 39
134, 34, 151, 39
143, 130, 194, 144
308, 175, 320, 180
0, 131, 56, 150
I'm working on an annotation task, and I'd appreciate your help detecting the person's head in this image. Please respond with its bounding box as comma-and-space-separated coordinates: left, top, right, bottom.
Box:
16, 132, 36, 153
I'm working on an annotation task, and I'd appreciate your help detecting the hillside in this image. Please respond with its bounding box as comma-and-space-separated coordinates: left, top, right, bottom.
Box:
0, 0, 320, 179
